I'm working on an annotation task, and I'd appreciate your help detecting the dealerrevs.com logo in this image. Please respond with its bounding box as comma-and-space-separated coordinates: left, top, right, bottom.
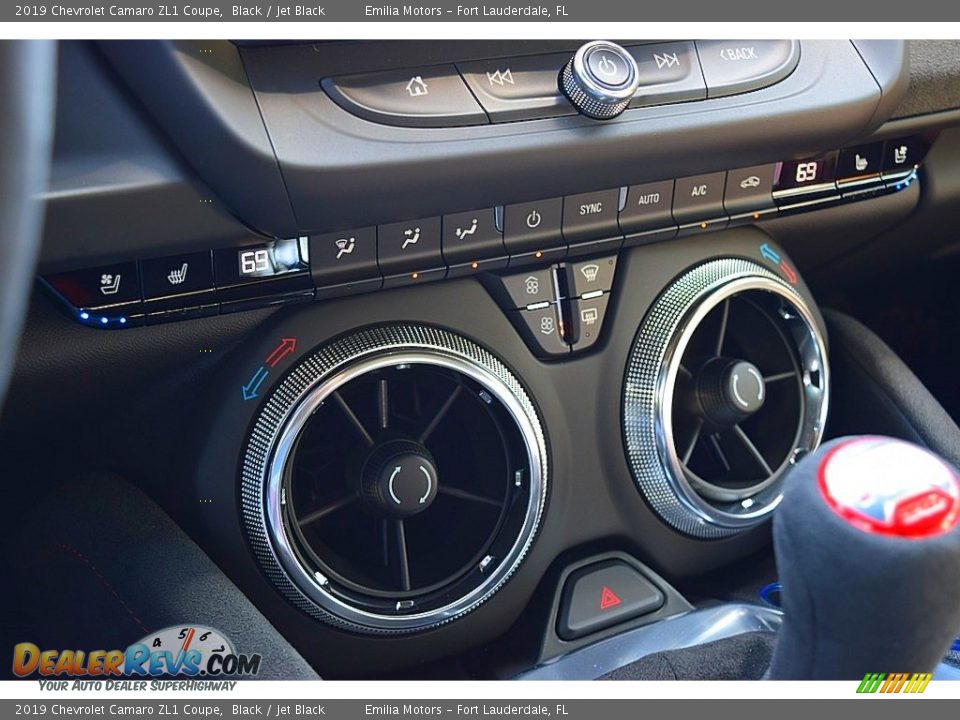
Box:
12, 625, 261, 679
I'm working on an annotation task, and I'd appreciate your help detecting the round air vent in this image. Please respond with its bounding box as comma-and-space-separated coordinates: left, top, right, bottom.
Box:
623, 258, 829, 538
241, 326, 547, 634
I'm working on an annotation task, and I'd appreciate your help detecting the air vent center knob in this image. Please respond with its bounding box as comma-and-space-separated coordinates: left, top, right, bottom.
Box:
695, 357, 766, 427
561, 41, 640, 120
361, 440, 439, 518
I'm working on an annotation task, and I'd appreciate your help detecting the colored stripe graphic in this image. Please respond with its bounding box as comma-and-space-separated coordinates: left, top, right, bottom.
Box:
857, 672, 931, 694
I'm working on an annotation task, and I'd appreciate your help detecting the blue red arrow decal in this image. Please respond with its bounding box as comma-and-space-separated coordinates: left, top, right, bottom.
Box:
242, 366, 269, 401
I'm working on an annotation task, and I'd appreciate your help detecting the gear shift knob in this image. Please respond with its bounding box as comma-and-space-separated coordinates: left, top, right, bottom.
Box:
767, 436, 960, 679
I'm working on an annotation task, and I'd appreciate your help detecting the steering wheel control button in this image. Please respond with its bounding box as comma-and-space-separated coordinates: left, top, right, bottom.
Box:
140, 251, 215, 313
557, 561, 665, 641
619, 180, 678, 242
561, 41, 641, 120
513, 303, 570, 357
627, 42, 707, 107
819, 438, 960, 538
310, 226, 382, 298
457, 53, 577, 123
561, 189, 622, 249
565, 256, 617, 298
44, 262, 142, 311
377, 217, 444, 286
323, 66, 487, 128
362, 440, 439, 518
569, 293, 611, 353
489, 267, 558, 310
442, 208, 506, 273
672, 172, 729, 232
503, 197, 565, 258
724, 165, 777, 218
696, 40, 800, 99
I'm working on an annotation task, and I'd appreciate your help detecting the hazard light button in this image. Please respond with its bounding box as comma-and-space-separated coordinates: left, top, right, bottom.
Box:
557, 561, 665, 641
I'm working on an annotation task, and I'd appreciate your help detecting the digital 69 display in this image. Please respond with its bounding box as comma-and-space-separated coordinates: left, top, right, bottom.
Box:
214, 237, 310, 288
774, 152, 839, 193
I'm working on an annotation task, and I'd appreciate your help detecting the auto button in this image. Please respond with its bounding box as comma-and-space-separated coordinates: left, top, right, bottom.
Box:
323, 65, 487, 128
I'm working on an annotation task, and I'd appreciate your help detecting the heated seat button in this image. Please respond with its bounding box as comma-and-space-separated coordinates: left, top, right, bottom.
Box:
724, 165, 777, 216
882, 136, 932, 179
323, 66, 487, 128
837, 143, 884, 183
696, 40, 800, 98
503, 197, 564, 256
512, 303, 569, 358
141, 252, 214, 301
557, 561, 665, 641
44, 261, 141, 310
458, 53, 576, 122
626, 41, 706, 107
673, 172, 727, 225
562, 189, 621, 246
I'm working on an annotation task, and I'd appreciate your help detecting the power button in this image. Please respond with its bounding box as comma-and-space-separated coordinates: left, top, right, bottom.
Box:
585, 46, 632, 87
503, 198, 565, 257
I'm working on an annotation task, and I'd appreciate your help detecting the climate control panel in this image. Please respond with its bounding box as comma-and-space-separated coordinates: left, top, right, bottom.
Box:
40, 134, 930, 332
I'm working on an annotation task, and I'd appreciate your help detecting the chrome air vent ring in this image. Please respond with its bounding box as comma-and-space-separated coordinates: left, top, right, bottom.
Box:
241, 325, 548, 634
623, 258, 829, 538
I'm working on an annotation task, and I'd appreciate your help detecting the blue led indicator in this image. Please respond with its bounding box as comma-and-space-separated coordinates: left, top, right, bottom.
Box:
79, 312, 90, 320
100, 317, 108, 325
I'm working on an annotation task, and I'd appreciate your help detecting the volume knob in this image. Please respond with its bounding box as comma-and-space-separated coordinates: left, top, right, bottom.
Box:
561, 41, 640, 120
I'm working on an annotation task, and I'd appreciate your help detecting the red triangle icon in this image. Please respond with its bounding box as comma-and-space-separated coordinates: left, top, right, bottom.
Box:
599, 586, 622, 610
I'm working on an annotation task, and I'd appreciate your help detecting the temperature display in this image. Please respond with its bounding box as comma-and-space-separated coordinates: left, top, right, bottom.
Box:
213, 237, 310, 292
239, 249, 272, 276
228, 238, 308, 280
774, 153, 838, 193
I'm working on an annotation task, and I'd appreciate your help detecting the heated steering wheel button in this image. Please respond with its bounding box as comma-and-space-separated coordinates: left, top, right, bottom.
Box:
558, 561, 664, 641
